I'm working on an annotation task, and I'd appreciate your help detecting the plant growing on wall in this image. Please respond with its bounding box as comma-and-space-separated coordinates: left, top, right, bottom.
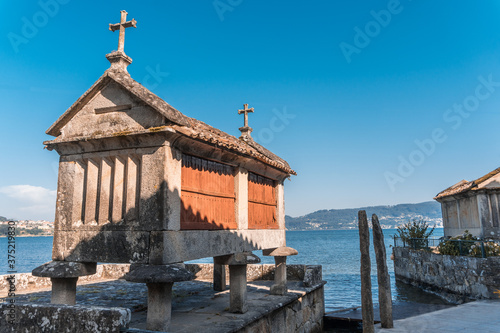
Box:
395, 218, 435, 249
469, 241, 500, 257
438, 230, 477, 256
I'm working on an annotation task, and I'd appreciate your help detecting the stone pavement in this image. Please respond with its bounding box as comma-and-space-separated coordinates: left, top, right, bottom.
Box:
375, 300, 500, 333
5, 278, 324, 332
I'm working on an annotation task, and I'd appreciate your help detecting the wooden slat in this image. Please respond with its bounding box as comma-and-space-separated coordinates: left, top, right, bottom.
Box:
181, 155, 236, 230
248, 172, 278, 229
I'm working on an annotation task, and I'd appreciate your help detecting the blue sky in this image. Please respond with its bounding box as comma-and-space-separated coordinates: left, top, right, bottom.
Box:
2, 1, 500, 220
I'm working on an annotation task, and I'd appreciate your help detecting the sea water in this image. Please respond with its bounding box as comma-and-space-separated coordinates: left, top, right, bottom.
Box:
0, 229, 444, 311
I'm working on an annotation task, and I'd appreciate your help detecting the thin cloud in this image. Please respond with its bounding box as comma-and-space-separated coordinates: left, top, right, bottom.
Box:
0, 185, 56, 221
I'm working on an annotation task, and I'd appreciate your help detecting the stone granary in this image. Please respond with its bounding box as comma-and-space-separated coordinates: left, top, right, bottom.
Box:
435, 167, 500, 239
33, 11, 297, 331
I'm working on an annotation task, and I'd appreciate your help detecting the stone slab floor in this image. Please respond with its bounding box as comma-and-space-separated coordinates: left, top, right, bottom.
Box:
7, 279, 315, 332
375, 300, 500, 333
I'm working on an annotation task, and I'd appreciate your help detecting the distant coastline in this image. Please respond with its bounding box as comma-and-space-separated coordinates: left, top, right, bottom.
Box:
286, 201, 443, 231
0, 234, 53, 238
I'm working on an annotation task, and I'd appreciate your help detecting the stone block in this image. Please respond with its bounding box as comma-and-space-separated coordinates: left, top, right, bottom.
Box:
0, 274, 51, 293
52, 230, 150, 263
261, 264, 275, 280
287, 264, 306, 281
247, 264, 263, 281
303, 265, 322, 287
185, 263, 213, 281
0, 303, 130, 333
149, 229, 285, 264
285, 307, 296, 332
125, 264, 193, 283
138, 147, 167, 230
270, 307, 286, 332
100, 264, 131, 279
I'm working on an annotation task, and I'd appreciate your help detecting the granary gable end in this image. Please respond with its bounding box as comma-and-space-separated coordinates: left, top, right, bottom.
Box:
44, 69, 188, 139
44, 68, 295, 176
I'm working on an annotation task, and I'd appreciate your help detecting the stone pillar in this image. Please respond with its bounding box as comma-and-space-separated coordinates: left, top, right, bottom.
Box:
358, 210, 374, 333
50, 278, 78, 305
125, 264, 193, 332
477, 193, 493, 238
146, 282, 173, 331
229, 264, 247, 313
234, 167, 249, 230
213, 258, 227, 291
214, 252, 260, 314
372, 214, 393, 329
32, 261, 97, 305
163, 146, 182, 231
276, 181, 286, 230
263, 246, 298, 295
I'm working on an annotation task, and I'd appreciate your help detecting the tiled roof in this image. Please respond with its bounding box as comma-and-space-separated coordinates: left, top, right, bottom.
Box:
45, 69, 295, 176
434, 168, 500, 199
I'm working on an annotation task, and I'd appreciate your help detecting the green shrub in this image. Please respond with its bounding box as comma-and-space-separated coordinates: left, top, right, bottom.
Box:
395, 218, 435, 249
438, 230, 477, 256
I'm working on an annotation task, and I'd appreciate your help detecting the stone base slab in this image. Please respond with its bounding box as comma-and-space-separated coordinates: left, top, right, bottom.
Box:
52, 229, 286, 264
0, 303, 130, 333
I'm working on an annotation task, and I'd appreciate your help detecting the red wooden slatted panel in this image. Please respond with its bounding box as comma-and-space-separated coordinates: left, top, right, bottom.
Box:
181, 155, 236, 230
248, 172, 278, 229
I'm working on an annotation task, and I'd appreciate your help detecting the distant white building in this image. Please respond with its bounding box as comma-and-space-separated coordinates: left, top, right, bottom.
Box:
434, 168, 500, 239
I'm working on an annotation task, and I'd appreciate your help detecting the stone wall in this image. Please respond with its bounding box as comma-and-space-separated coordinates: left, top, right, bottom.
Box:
394, 247, 500, 302
239, 284, 324, 333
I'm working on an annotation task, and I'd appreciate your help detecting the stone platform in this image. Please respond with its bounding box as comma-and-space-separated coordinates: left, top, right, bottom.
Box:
0, 264, 324, 332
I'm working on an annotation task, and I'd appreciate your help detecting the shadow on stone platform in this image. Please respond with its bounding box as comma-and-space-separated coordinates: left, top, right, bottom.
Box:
2, 278, 325, 332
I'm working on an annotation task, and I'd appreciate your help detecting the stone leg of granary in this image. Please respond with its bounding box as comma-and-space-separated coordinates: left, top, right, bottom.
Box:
50, 277, 78, 305
271, 256, 287, 295
213, 258, 227, 291
31, 261, 97, 305
124, 264, 193, 332
146, 282, 174, 331
263, 246, 298, 296
229, 264, 247, 313
214, 252, 261, 314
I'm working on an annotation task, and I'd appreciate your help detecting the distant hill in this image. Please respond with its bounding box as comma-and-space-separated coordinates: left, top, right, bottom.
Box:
285, 201, 442, 230
0, 216, 7, 222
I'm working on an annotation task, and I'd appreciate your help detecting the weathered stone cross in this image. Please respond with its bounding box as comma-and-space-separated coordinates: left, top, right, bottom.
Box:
238, 104, 254, 128
109, 10, 137, 53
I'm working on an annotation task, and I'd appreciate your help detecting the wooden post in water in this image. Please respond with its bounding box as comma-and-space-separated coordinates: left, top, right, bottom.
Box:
358, 210, 374, 333
372, 214, 394, 328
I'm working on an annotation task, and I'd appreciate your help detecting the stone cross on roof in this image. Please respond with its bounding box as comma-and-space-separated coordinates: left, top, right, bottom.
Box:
109, 10, 137, 53
238, 104, 254, 140
106, 10, 137, 72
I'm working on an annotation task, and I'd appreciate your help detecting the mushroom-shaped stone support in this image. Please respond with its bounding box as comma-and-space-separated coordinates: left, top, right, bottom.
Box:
263, 247, 298, 295
32, 261, 97, 305
125, 264, 194, 332
214, 252, 260, 314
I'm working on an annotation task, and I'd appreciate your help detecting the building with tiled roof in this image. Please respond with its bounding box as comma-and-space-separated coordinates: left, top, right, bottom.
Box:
434, 167, 500, 238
